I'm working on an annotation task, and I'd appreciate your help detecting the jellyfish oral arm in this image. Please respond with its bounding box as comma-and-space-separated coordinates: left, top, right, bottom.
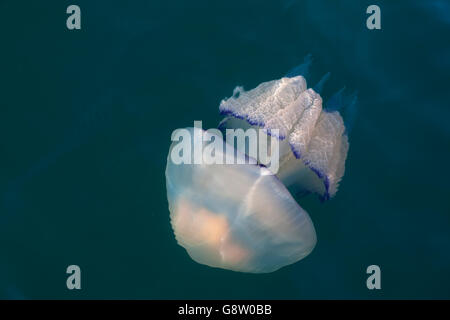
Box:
219, 76, 349, 200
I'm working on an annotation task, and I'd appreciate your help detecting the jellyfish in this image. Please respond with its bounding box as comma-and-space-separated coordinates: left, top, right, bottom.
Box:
165, 67, 354, 273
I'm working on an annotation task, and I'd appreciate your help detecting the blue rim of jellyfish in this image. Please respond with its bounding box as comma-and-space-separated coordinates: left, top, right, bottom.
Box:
289, 141, 331, 202
219, 109, 287, 140
219, 109, 331, 202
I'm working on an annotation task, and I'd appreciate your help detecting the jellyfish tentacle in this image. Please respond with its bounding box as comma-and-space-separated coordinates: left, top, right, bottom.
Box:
313, 72, 331, 94
325, 87, 346, 111
285, 54, 313, 79
324, 87, 358, 135
342, 92, 358, 135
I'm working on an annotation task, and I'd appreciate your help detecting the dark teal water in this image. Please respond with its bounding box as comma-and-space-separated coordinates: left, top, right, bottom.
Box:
1, 0, 449, 299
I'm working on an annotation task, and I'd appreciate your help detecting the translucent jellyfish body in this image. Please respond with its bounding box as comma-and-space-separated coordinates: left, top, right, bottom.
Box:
165, 74, 351, 273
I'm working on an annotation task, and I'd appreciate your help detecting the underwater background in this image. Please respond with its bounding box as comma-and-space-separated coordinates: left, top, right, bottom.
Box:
1, 0, 449, 299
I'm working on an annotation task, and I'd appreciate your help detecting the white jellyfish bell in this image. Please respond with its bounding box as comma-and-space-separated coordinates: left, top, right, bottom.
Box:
165, 60, 356, 273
